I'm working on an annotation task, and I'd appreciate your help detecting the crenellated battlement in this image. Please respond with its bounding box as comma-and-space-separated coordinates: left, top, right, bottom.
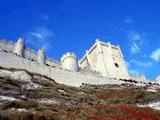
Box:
0, 39, 15, 44
37, 48, 45, 64
0, 38, 61, 68
0, 39, 15, 52
61, 52, 76, 62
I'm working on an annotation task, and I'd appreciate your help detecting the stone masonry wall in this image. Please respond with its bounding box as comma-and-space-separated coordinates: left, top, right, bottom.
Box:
0, 40, 15, 52
79, 40, 130, 80
0, 40, 60, 68
0, 50, 124, 87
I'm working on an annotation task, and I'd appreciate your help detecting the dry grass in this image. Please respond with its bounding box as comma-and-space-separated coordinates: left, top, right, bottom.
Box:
0, 101, 160, 120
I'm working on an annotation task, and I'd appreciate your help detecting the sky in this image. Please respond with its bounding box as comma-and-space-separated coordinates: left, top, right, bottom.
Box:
0, 0, 160, 80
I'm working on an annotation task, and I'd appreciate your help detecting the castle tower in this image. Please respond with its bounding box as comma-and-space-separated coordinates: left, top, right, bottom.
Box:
13, 37, 24, 56
37, 48, 45, 64
61, 52, 78, 71
79, 39, 130, 79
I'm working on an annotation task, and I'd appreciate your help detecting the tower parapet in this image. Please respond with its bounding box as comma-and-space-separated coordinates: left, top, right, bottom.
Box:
96, 39, 103, 53
61, 52, 78, 71
37, 48, 45, 64
13, 37, 24, 56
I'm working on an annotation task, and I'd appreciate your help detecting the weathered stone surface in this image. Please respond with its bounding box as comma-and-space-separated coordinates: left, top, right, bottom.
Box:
21, 82, 41, 90
39, 98, 79, 105
146, 85, 159, 92
57, 89, 66, 94
0, 69, 31, 83
138, 101, 160, 110
61, 52, 78, 71
11, 71, 31, 83
0, 69, 12, 78
33, 75, 55, 84
79, 39, 130, 80
0, 95, 19, 101
13, 37, 24, 56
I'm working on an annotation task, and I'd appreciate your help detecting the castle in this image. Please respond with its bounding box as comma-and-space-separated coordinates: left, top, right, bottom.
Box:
79, 39, 130, 79
0, 37, 148, 87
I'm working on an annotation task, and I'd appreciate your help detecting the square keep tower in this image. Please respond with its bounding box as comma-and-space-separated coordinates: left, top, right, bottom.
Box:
79, 39, 130, 79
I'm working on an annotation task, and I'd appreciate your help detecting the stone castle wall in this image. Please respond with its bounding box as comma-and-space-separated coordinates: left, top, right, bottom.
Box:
0, 50, 124, 87
0, 40, 61, 68
0, 40, 15, 52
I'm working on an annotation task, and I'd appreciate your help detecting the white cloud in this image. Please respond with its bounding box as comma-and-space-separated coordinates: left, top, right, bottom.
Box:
127, 31, 144, 54
150, 48, 160, 61
31, 32, 43, 39
130, 59, 152, 67
127, 59, 152, 75
128, 32, 141, 42
25, 26, 55, 51
131, 43, 140, 54
40, 14, 50, 22
124, 16, 134, 24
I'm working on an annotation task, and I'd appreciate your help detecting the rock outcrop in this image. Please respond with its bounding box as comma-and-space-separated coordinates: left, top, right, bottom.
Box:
0, 69, 41, 90
11, 71, 31, 83
0, 69, 31, 83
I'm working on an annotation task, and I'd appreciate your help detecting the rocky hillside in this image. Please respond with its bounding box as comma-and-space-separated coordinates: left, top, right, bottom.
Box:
0, 67, 160, 120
